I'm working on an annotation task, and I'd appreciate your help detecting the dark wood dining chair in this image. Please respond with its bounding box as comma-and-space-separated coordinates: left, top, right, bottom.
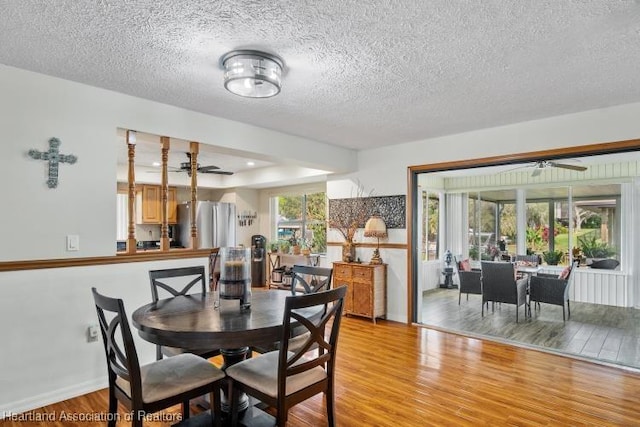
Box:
290, 265, 333, 295
91, 287, 224, 427
254, 265, 335, 356
149, 266, 220, 360
227, 286, 347, 427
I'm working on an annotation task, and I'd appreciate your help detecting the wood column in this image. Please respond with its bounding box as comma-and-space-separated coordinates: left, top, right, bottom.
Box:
160, 136, 170, 251
126, 130, 137, 254
190, 142, 199, 249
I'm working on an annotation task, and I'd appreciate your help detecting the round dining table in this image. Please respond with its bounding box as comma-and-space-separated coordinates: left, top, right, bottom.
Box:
132, 289, 293, 417
132, 289, 291, 353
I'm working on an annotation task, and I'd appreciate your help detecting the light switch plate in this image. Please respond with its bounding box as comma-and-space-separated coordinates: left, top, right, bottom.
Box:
66, 235, 79, 251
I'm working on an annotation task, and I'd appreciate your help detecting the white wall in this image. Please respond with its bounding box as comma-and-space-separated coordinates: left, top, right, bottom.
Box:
0, 256, 210, 416
218, 187, 260, 247
0, 64, 354, 262
0, 65, 352, 415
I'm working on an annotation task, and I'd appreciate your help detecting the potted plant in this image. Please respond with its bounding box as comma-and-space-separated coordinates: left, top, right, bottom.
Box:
578, 235, 616, 262
279, 240, 291, 254
269, 242, 278, 253
289, 230, 301, 255
542, 250, 563, 266
300, 238, 311, 256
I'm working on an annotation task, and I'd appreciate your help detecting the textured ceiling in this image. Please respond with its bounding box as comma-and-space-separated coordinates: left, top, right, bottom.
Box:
2, 1, 640, 150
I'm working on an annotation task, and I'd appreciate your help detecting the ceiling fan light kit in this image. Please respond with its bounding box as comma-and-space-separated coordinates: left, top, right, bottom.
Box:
222, 50, 283, 98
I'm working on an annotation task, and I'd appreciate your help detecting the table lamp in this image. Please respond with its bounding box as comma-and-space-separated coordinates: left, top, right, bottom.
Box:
364, 214, 387, 264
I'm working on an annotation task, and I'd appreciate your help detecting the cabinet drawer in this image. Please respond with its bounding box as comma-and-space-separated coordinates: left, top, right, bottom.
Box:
353, 266, 372, 282
334, 264, 352, 279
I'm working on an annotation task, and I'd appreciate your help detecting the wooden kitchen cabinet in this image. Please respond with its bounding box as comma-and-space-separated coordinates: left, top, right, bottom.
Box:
138, 185, 177, 224
332, 262, 386, 323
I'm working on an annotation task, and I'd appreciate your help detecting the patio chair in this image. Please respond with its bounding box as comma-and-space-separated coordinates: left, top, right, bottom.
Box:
529, 260, 580, 321
456, 259, 482, 304
481, 261, 528, 322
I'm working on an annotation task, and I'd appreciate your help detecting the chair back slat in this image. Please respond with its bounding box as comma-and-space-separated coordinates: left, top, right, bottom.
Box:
105, 316, 131, 380
277, 286, 346, 397
92, 287, 142, 401
149, 266, 206, 302
290, 265, 333, 295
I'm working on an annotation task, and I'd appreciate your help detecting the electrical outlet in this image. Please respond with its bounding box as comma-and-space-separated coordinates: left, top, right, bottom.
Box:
87, 324, 99, 343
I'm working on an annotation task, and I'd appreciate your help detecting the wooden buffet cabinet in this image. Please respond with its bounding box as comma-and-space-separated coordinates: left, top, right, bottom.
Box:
332, 262, 387, 323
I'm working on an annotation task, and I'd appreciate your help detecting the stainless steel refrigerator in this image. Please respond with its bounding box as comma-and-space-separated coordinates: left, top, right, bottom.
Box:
177, 201, 237, 249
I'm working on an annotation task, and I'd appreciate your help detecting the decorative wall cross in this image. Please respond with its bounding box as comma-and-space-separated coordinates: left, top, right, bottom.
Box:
28, 137, 78, 188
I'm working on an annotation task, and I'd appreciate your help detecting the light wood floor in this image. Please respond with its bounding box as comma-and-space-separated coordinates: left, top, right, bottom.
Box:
3, 317, 640, 426
421, 288, 640, 369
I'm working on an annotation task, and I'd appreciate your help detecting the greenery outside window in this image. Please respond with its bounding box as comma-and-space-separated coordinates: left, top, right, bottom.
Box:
421, 192, 440, 261
470, 184, 620, 266
273, 192, 326, 253
468, 193, 497, 261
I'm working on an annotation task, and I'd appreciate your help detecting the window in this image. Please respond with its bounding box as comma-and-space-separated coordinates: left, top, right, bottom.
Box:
499, 201, 517, 254
526, 200, 551, 255
573, 189, 620, 261
468, 193, 497, 261
116, 193, 128, 241
272, 192, 326, 253
421, 191, 440, 260
467, 185, 621, 266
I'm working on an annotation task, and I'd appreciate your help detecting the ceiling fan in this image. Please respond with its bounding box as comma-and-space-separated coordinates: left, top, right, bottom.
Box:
150, 153, 234, 175
504, 160, 587, 177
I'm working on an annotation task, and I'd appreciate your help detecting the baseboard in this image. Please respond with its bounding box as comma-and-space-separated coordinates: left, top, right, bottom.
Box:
0, 378, 107, 419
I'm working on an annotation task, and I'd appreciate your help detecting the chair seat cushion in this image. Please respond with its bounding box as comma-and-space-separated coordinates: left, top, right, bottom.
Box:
226, 351, 326, 398
115, 353, 225, 403
161, 345, 220, 359
287, 331, 312, 353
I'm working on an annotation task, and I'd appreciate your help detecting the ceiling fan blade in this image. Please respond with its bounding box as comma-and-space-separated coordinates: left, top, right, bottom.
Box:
146, 169, 186, 173
531, 168, 542, 177
548, 162, 587, 172
203, 170, 234, 175
197, 165, 221, 172
498, 163, 534, 174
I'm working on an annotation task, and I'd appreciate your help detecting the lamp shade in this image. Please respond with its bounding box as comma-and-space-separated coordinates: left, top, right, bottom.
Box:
364, 215, 387, 238
222, 50, 283, 98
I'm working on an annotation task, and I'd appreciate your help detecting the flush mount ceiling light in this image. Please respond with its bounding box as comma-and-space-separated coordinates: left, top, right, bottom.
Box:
221, 50, 283, 98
